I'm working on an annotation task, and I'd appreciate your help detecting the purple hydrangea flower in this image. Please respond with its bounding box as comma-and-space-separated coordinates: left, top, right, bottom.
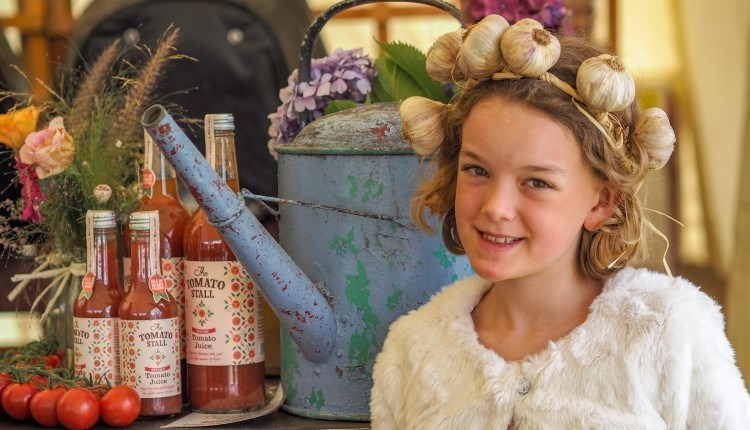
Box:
267, 48, 375, 158
461, 0, 572, 32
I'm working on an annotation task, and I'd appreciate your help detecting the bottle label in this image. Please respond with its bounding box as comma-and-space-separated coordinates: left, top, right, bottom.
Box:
142, 130, 155, 197
73, 317, 120, 384
185, 261, 265, 366
78, 273, 95, 300
120, 318, 181, 399
162, 257, 186, 360
123, 257, 131, 293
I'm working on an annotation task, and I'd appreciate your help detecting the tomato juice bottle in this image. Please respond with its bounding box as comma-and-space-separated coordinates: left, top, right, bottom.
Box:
122, 131, 190, 398
119, 211, 182, 417
73, 210, 122, 384
184, 114, 265, 412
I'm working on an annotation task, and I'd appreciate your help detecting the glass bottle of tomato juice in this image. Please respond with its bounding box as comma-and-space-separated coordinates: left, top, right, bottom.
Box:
184, 113, 265, 412
74, 210, 122, 384
120, 211, 181, 417
123, 131, 190, 398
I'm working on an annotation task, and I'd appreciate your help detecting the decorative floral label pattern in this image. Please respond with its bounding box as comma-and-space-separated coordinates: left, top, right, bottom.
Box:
119, 318, 181, 399
161, 257, 185, 360
73, 317, 120, 384
185, 260, 264, 366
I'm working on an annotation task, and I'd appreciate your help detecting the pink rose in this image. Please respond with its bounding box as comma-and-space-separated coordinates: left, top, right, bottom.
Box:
19, 116, 75, 179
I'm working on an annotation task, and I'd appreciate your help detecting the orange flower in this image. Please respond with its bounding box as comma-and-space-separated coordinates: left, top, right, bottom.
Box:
19, 116, 75, 179
0, 106, 41, 149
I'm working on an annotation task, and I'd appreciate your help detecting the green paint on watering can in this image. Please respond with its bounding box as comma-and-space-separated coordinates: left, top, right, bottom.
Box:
307, 387, 326, 410
345, 260, 380, 379
433, 243, 457, 269
361, 178, 385, 203
280, 330, 299, 402
345, 260, 379, 328
347, 175, 359, 200
329, 227, 359, 255
348, 330, 375, 379
386, 285, 403, 311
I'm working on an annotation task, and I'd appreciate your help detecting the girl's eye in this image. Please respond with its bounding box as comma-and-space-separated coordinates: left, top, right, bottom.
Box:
527, 178, 551, 189
463, 166, 488, 177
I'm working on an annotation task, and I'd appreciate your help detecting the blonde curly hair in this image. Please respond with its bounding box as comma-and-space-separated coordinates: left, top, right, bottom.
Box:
410, 37, 660, 282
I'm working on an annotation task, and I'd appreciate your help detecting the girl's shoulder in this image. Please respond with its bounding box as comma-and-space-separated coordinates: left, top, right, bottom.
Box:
600, 267, 726, 336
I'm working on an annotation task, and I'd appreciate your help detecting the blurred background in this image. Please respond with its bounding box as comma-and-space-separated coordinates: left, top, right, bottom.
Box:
0, 0, 748, 383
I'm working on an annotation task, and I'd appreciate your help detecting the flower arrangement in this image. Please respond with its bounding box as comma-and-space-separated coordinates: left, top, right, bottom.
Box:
267, 48, 376, 154
267, 42, 452, 155
460, 0, 571, 30
0, 27, 183, 320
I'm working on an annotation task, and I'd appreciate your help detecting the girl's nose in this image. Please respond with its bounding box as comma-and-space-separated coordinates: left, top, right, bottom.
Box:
481, 181, 517, 222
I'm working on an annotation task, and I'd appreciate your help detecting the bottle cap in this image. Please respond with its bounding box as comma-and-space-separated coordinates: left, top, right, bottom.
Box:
207, 113, 234, 131
129, 211, 159, 231
88, 210, 116, 228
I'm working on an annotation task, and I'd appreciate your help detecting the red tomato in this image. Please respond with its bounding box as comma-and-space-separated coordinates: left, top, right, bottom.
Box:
1, 382, 39, 420
99, 385, 141, 427
31, 374, 49, 389
43, 354, 61, 368
56, 388, 100, 430
30, 387, 66, 427
0, 373, 14, 413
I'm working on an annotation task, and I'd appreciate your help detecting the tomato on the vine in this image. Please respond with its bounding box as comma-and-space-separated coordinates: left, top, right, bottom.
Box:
1, 382, 39, 420
43, 354, 61, 369
56, 388, 100, 430
0, 373, 14, 413
30, 387, 66, 427
99, 385, 141, 427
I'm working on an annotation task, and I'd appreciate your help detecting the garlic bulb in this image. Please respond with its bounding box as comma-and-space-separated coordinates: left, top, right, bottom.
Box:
399, 96, 446, 156
632, 108, 675, 170
576, 54, 635, 112
456, 14, 510, 79
426, 29, 464, 82
500, 18, 560, 78
93, 184, 113, 203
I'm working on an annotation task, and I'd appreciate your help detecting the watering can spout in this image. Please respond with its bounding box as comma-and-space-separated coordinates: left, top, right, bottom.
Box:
141, 104, 336, 362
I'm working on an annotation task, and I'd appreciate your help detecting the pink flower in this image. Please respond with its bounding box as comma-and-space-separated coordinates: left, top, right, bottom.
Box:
14, 154, 46, 223
19, 116, 75, 179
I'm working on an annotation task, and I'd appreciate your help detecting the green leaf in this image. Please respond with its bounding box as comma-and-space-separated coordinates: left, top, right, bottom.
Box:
373, 56, 425, 103
376, 41, 450, 103
324, 100, 358, 115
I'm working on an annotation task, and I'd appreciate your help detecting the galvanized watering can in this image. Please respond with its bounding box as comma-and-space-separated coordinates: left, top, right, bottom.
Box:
141, 0, 469, 420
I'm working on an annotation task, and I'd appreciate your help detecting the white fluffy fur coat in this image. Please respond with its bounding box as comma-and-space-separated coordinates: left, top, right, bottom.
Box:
370, 267, 750, 429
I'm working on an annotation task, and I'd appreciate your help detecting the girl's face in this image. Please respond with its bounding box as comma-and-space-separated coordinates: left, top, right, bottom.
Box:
455, 96, 612, 284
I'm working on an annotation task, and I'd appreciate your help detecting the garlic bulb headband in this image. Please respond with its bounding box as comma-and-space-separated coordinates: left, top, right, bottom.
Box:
414, 14, 676, 173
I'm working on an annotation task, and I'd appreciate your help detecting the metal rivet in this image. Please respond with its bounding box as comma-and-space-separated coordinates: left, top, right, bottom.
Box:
123, 28, 140, 44
227, 28, 244, 45
336, 349, 343, 357
517, 378, 531, 396
313, 368, 320, 375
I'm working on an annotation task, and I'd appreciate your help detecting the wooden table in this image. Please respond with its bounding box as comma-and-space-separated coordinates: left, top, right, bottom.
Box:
0, 408, 371, 429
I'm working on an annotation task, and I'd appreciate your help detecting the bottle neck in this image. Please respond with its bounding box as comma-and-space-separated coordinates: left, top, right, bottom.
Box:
144, 134, 180, 199
207, 129, 239, 186
90, 228, 120, 288
130, 229, 161, 290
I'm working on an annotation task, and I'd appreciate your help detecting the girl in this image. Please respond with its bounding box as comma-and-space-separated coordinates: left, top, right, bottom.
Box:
371, 16, 750, 429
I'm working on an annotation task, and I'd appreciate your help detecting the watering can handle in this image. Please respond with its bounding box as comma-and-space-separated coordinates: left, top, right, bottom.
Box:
298, 0, 463, 127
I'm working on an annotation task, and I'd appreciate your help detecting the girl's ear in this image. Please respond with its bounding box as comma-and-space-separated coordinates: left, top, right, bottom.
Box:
584, 183, 617, 232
